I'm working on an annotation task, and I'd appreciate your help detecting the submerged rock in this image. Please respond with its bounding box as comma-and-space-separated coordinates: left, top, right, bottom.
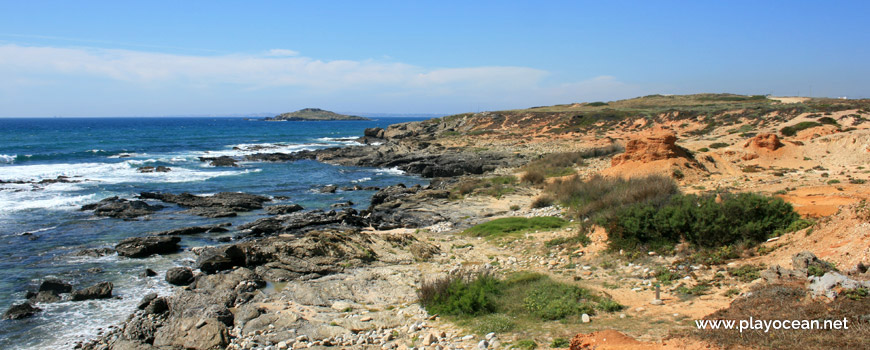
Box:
80, 197, 164, 219
151, 223, 231, 236
139, 191, 270, 217
115, 236, 181, 258
198, 156, 238, 167
265, 204, 304, 215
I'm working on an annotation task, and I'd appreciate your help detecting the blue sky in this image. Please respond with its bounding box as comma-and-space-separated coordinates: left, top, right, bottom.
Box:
0, 1, 867, 117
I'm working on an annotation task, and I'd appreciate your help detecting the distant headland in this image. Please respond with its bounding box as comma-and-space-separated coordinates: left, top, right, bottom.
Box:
264, 108, 371, 121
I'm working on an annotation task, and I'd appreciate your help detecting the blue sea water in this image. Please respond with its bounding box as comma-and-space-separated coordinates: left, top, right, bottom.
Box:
0, 116, 429, 349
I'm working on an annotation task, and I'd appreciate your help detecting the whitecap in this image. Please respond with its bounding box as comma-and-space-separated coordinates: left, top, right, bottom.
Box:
0, 154, 16, 164
351, 177, 372, 183
374, 167, 406, 175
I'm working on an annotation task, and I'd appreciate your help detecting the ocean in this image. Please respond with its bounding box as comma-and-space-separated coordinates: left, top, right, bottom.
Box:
0, 116, 429, 349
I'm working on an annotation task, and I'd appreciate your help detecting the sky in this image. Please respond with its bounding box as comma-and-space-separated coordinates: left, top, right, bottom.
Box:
0, 1, 867, 117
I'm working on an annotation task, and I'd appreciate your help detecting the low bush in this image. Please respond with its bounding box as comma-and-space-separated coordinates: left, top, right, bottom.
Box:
522, 145, 624, 181
418, 271, 500, 316
521, 169, 546, 184
728, 264, 764, 282
551, 338, 571, 348
465, 217, 568, 238
530, 195, 555, 208
605, 192, 799, 252
781, 121, 822, 136
709, 142, 730, 149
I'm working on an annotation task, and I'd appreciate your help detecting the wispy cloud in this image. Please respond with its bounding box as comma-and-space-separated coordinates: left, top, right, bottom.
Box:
0, 44, 647, 116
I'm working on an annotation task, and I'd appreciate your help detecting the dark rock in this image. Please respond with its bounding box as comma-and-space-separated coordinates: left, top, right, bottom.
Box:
75, 248, 115, 258
86, 267, 103, 274
792, 250, 836, 273
265, 204, 304, 215
141, 268, 157, 277
198, 156, 238, 167
71, 282, 113, 301
761, 265, 805, 283
139, 192, 270, 217
165, 267, 194, 286
137, 293, 158, 310
364, 127, 385, 138
330, 201, 354, 208
80, 197, 164, 219
26, 290, 61, 303
115, 236, 181, 258
151, 223, 231, 236
319, 185, 337, 193
137, 166, 171, 173
3, 302, 41, 320
196, 245, 246, 274
39, 278, 73, 294
144, 297, 168, 315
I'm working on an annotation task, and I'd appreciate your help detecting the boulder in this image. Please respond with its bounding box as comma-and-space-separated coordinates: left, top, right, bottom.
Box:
26, 290, 61, 303
792, 250, 835, 273
319, 185, 338, 193
71, 282, 113, 301
115, 236, 181, 258
364, 127, 385, 138
165, 267, 195, 286
39, 278, 72, 294
140, 268, 158, 277
3, 302, 41, 320
75, 247, 115, 258
196, 245, 246, 274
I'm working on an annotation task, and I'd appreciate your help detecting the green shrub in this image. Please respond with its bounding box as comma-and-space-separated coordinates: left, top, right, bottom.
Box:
728, 264, 764, 282
587, 101, 609, 107
551, 338, 571, 348
419, 272, 500, 316
597, 299, 625, 312
781, 121, 822, 136
515, 339, 538, 350
697, 147, 710, 152
465, 217, 568, 238
850, 179, 866, 184
843, 288, 868, 301
605, 192, 799, 251
709, 142, 730, 149
827, 179, 841, 184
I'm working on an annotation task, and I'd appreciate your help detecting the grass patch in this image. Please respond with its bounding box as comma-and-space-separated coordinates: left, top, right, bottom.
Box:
452, 176, 517, 199
728, 264, 764, 282
465, 217, 568, 239
522, 145, 624, 184
545, 232, 591, 248
421, 271, 623, 330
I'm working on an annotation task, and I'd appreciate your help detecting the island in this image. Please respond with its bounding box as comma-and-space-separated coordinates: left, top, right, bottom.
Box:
264, 108, 371, 121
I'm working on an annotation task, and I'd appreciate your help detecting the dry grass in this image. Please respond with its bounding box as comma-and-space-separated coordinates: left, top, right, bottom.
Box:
686, 283, 870, 349
545, 174, 678, 222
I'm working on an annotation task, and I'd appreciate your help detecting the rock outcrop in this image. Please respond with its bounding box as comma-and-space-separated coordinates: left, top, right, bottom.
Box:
3, 302, 41, 320
611, 130, 688, 166
139, 191, 270, 218
743, 133, 784, 151
115, 236, 181, 258
80, 197, 164, 219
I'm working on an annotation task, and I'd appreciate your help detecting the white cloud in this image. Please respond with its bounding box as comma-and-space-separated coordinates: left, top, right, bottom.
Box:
0, 44, 647, 115
265, 48, 300, 57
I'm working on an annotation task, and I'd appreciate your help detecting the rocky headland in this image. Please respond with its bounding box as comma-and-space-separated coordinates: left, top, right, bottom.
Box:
40, 94, 870, 350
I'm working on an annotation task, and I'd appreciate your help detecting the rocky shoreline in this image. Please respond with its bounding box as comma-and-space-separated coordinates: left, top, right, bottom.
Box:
59, 119, 522, 349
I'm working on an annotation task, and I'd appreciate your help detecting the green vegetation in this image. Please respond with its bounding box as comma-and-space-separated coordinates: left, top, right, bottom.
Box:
465, 217, 568, 239
709, 142, 730, 149
780, 121, 822, 136
419, 271, 623, 332
515, 340, 538, 350
728, 264, 764, 282
551, 338, 571, 348
545, 233, 591, 248
606, 192, 799, 251
843, 288, 868, 301
586, 101, 609, 107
